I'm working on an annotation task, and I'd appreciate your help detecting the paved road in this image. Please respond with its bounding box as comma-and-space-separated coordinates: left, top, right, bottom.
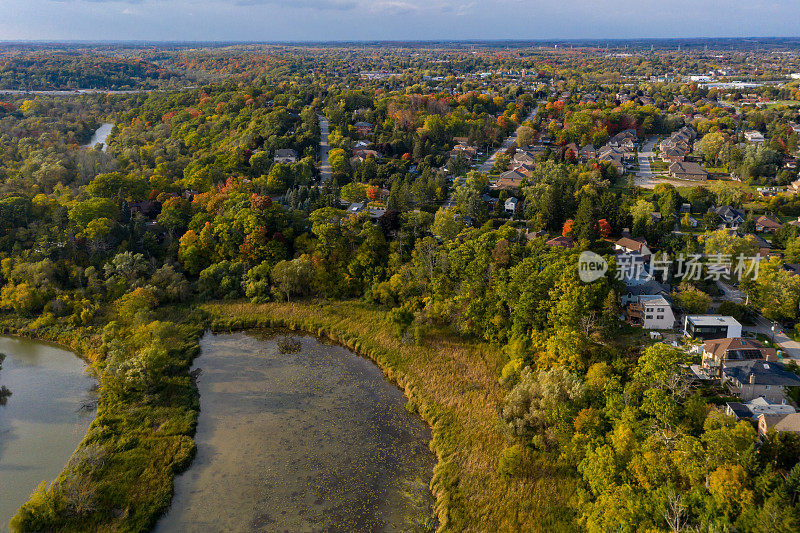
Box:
318, 113, 331, 183
716, 280, 745, 304
744, 315, 800, 360
477, 104, 539, 174
634, 138, 657, 188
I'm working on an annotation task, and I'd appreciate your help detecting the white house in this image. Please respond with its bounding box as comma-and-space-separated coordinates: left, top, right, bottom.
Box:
504, 197, 519, 214
744, 131, 765, 143
625, 295, 675, 330
684, 315, 742, 340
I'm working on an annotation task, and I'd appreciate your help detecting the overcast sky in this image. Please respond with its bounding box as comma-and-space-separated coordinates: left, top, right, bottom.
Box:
3, 0, 800, 41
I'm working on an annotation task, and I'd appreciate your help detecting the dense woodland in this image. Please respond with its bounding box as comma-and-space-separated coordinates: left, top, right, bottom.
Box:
2, 43, 800, 532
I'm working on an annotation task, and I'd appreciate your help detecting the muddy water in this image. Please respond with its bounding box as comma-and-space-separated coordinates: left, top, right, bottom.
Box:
155, 331, 435, 533
0, 336, 96, 532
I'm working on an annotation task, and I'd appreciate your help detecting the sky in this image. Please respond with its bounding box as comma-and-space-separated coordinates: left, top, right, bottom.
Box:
2, 0, 800, 42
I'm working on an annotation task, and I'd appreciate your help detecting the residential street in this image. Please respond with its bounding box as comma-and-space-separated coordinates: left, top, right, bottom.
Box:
634, 137, 657, 188
476, 104, 539, 174
318, 113, 331, 183
744, 315, 800, 360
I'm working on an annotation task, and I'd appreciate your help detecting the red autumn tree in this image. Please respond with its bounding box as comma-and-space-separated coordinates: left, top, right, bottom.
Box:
598, 219, 612, 238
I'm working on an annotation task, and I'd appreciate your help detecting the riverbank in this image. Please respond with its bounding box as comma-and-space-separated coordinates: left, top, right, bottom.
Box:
203, 300, 579, 532
3, 314, 203, 533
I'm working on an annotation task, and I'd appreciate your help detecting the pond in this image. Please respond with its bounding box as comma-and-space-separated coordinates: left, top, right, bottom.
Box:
0, 336, 96, 532
83, 122, 114, 152
155, 331, 435, 533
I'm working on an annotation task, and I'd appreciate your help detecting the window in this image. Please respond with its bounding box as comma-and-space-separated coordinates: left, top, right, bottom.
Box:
766, 385, 771, 390
657, 315, 664, 320
646, 315, 653, 320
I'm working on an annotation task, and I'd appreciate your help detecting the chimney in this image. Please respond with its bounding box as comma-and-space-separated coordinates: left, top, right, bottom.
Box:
749, 373, 756, 385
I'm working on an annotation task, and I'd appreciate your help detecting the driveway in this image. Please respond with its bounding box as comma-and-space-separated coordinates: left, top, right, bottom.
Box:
318, 113, 331, 183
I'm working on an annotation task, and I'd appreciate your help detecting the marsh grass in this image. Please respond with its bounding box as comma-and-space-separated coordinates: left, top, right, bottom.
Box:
203, 299, 580, 532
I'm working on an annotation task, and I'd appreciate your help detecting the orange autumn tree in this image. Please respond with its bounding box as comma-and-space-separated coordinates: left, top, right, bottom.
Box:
562, 219, 575, 237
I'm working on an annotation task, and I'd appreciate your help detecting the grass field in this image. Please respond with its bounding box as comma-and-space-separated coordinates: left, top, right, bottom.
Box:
203, 299, 580, 532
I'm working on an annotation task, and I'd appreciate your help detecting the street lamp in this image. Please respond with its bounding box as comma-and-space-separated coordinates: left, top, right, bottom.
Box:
771, 323, 776, 345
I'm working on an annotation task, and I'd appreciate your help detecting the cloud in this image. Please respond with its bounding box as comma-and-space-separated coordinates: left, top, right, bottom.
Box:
233, 0, 357, 9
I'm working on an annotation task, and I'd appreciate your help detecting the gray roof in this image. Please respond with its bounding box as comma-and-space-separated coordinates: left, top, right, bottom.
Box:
724, 361, 800, 387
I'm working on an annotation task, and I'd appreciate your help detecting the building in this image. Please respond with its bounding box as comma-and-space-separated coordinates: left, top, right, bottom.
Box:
273, 148, 298, 164
614, 237, 652, 259
724, 360, 800, 403
669, 161, 708, 181
712, 206, 746, 228
624, 295, 675, 330
758, 412, 800, 438
755, 215, 782, 233
504, 197, 519, 215
545, 235, 576, 249
726, 397, 796, 420
702, 337, 777, 371
684, 315, 742, 340
744, 130, 766, 143
354, 121, 374, 135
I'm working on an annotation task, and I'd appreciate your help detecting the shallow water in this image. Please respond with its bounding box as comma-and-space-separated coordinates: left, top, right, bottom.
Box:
0, 336, 96, 532
83, 122, 113, 151
155, 331, 435, 533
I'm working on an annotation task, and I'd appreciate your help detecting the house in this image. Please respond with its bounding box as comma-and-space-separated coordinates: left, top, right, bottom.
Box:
702, 337, 776, 371
545, 235, 576, 249
758, 412, 800, 438
504, 197, 520, 215
624, 295, 676, 330
274, 148, 298, 164
578, 144, 597, 161
789, 179, 800, 195
513, 150, 537, 166
726, 397, 796, 420
744, 130, 766, 143
661, 147, 687, 163
354, 121, 374, 135
755, 215, 782, 233
712, 206, 746, 228
684, 315, 743, 340
493, 169, 527, 191
346, 202, 366, 215
614, 237, 651, 258
723, 360, 800, 403
790, 122, 800, 135
620, 279, 670, 305
669, 161, 708, 181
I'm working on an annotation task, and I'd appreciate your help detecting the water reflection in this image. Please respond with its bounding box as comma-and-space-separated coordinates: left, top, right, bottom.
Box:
155, 331, 435, 533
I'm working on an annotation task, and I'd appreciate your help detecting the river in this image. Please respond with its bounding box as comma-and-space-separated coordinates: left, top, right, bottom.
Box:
155, 331, 435, 532
83, 123, 114, 152
0, 336, 96, 532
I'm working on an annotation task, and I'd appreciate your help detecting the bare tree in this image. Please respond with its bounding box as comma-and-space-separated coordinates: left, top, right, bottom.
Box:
663, 488, 687, 533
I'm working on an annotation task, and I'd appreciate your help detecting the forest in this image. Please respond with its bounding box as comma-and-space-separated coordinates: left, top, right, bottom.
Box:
1, 42, 800, 532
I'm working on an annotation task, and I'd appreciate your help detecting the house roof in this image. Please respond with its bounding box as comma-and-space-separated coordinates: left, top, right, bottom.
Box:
773, 413, 800, 433
726, 402, 755, 419
690, 315, 742, 327
615, 236, 647, 252
624, 279, 670, 295
546, 235, 576, 248
756, 215, 782, 230
704, 337, 773, 362
669, 161, 708, 176
637, 295, 672, 308
724, 360, 800, 387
